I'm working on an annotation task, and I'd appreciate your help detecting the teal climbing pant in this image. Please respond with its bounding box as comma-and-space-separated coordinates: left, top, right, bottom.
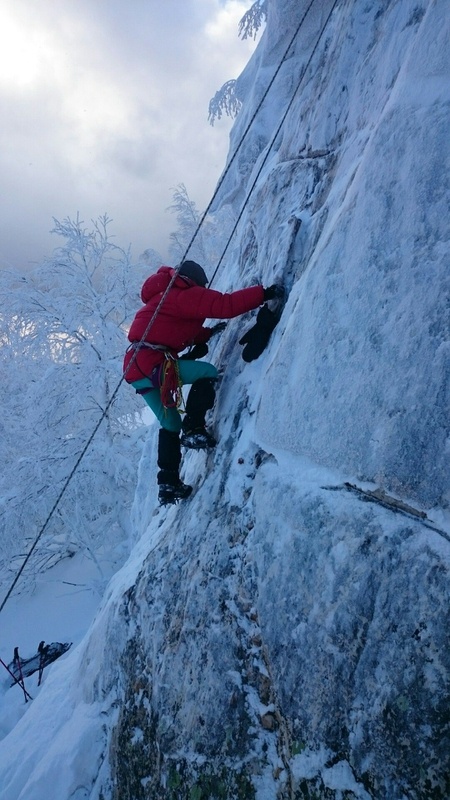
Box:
131, 359, 218, 432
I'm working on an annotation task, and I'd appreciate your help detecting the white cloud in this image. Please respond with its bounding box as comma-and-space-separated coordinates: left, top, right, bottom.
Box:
0, 0, 256, 270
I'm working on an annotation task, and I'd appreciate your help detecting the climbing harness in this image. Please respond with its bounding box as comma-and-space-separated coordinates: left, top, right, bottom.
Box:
126, 341, 167, 355
126, 341, 184, 409
126, 341, 169, 388
0, 0, 339, 617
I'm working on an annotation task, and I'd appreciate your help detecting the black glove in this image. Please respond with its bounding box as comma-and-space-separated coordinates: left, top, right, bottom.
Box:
180, 342, 209, 360
208, 322, 227, 338
239, 304, 281, 362
263, 284, 285, 302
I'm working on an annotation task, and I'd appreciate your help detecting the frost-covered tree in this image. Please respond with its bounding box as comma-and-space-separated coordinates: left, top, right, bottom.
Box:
238, 0, 268, 40
0, 216, 148, 591
208, 1, 267, 125
167, 183, 206, 264
208, 79, 242, 126
167, 184, 236, 276
139, 247, 163, 270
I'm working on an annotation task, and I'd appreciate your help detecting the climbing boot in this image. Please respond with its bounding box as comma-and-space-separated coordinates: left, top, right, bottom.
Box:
158, 480, 193, 506
180, 427, 217, 450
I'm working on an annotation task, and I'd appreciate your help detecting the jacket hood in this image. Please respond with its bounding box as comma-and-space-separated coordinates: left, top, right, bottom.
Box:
140, 266, 192, 304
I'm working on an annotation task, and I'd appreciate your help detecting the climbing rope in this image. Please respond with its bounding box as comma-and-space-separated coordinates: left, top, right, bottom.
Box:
178, 0, 318, 265
209, 0, 340, 285
0, 0, 332, 615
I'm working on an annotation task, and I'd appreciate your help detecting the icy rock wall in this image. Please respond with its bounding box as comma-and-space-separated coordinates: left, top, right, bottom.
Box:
226, 0, 449, 508
108, 0, 450, 797
105, 459, 450, 800
101, 2, 450, 798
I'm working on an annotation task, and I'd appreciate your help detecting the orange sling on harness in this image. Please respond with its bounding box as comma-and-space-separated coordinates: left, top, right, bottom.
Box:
160, 354, 183, 410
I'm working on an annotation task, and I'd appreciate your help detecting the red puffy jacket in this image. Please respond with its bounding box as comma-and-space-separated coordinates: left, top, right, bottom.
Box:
123, 266, 264, 383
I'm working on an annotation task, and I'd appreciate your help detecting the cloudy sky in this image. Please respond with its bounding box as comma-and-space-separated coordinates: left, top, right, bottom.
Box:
0, 0, 258, 270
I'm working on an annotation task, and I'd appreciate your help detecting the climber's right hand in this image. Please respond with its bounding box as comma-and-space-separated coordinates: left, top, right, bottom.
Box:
263, 284, 285, 302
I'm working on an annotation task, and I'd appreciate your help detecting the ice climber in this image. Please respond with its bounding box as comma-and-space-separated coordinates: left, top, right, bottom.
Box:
123, 260, 284, 505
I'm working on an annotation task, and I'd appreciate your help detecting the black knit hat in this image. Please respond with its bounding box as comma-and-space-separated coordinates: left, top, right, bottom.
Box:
178, 260, 208, 287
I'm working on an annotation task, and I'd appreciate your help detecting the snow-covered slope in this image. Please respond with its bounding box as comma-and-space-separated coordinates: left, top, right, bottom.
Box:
0, 1, 449, 799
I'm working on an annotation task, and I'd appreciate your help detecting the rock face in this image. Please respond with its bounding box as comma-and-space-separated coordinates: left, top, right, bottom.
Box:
103, 448, 449, 800
230, 0, 449, 510
0, 1, 448, 799
103, 2, 449, 796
